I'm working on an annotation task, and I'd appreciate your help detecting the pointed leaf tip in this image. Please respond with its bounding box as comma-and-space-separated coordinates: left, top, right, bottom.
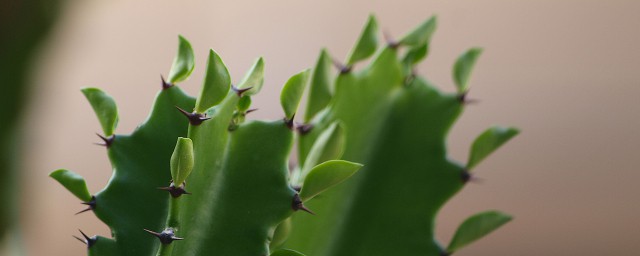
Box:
236, 57, 265, 96
168, 35, 195, 84
170, 137, 195, 185
304, 49, 333, 122
346, 15, 379, 65
270, 248, 306, 256
81, 88, 118, 136
281, 69, 311, 120
453, 48, 483, 93
50, 169, 92, 202
399, 16, 437, 47
467, 126, 519, 170
299, 160, 362, 202
447, 211, 513, 253
403, 43, 430, 66
195, 49, 231, 112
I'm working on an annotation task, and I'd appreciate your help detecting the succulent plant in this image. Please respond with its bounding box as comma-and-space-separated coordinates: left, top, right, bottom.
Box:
51, 15, 518, 256
283, 15, 518, 256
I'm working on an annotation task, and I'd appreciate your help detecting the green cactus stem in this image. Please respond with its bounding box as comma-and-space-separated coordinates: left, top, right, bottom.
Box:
284, 15, 518, 256
52, 35, 362, 256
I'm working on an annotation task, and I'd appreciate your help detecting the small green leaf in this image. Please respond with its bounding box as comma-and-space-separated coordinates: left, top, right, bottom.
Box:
170, 137, 194, 185
297, 122, 345, 184
299, 160, 362, 202
453, 48, 483, 93
270, 218, 292, 250
467, 126, 519, 170
447, 211, 513, 253
270, 249, 305, 256
195, 49, 230, 113
237, 96, 252, 112
280, 69, 311, 120
399, 16, 437, 47
304, 49, 333, 122
50, 169, 92, 202
403, 43, 429, 66
167, 35, 195, 84
345, 15, 378, 65
236, 57, 265, 96
81, 87, 118, 136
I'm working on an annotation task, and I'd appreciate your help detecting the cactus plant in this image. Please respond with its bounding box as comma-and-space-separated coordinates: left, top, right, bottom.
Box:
51, 15, 518, 256
284, 15, 518, 256
50, 35, 360, 256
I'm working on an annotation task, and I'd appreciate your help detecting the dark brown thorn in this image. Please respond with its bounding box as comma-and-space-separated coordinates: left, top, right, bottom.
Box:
95, 133, 115, 147
76, 196, 96, 215
73, 235, 86, 245
383, 30, 399, 49
296, 123, 313, 135
292, 185, 301, 192
75, 207, 92, 215
457, 91, 467, 103
143, 228, 161, 237
78, 229, 91, 240
331, 57, 352, 74
284, 114, 295, 129
144, 228, 183, 244
231, 85, 253, 97
292, 194, 315, 215
77, 229, 97, 248
245, 108, 258, 114
297, 203, 316, 215
158, 182, 190, 198
161, 75, 173, 90
460, 169, 482, 183
456, 91, 480, 105
175, 106, 211, 126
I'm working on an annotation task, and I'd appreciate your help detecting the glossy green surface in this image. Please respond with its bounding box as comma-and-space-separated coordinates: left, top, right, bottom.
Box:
453, 48, 483, 93
91, 86, 194, 255
286, 15, 517, 256
280, 69, 311, 120
236, 58, 265, 96
170, 137, 194, 186
345, 15, 378, 65
399, 16, 437, 47
168, 35, 195, 84
81, 88, 118, 136
447, 211, 513, 253
195, 50, 230, 113
299, 160, 361, 202
174, 120, 296, 255
50, 169, 92, 202
467, 126, 520, 170
304, 49, 332, 123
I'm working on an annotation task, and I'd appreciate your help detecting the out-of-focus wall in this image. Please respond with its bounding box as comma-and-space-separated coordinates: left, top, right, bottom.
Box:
22, 0, 640, 255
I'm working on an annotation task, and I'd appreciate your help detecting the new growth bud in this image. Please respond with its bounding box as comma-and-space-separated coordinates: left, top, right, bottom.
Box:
170, 137, 194, 186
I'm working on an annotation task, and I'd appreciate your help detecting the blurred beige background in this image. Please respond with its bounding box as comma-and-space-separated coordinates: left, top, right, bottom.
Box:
19, 0, 640, 255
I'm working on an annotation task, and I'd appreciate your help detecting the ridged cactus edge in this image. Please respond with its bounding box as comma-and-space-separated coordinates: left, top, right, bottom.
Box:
51, 15, 518, 256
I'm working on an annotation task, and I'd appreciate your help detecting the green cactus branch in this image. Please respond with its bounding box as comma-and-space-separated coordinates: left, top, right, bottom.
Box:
284, 16, 518, 256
